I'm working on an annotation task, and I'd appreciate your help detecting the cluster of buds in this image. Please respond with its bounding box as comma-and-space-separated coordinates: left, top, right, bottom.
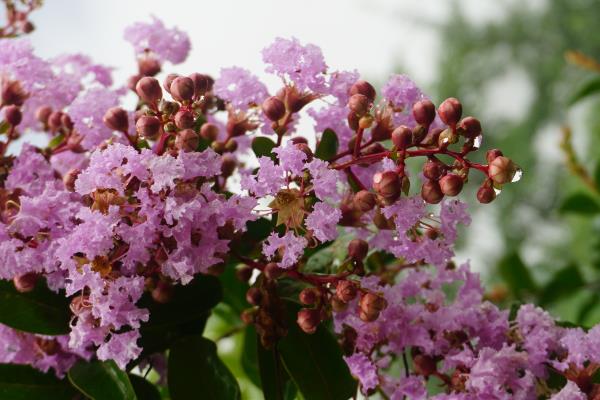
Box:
0, 0, 40, 38
242, 278, 288, 348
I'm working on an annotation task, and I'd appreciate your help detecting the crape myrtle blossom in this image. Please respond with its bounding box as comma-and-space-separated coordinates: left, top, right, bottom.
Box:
2, 14, 595, 400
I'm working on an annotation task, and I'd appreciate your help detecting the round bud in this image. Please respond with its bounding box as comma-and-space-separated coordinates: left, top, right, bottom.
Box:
13, 273, 37, 293
174, 110, 195, 129
127, 74, 141, 92
439, 174, 464, 197
1, 80, 27, 106
224, 138, 238, 153
170, 76, 195, 102
175, 129, 200, 152
477, 184, 496, 204
297, 308, 320, 334
35, 106, 52, 125
291, 136, 308, 145
423, 161, 444, 181
347, 111, 359, 131
159, 100, 180, 116
221, 154, 237, 177
235, 265, 253, 282
421, 180, 444, 204
486, 149, 503, 164
136, 115, 161, 138
413, 353, 437, 377
391, 125, 412, 149
373, 171, 402, 202
136, 77, 162, 104
412, 100, 436, 127
103, 107, 129, 132
241, 309, 256, 325
246, 287, 262, 306
21, 21, 35, 34
458, 116, 481, 139
264, 262, 283, 280
4, 105, 22, 126
336, 280, 357, 303
163, 74, 179, 94
348, 94, 371, 117
138, 56, 161, 77
262, 96, 286, 121
211, 141, 225, 154
437, 97, 462, 126
299, 288, 320, 306
349, 80, 376, 102
488, 156, 517, 185
189, 73, 214, 96
61, 114, 74, 131
353, 190, 377, 212
358, 115, 374, 130
47, 111, 64, 131
63, 168, 81, 192
151, 281, 173, 304
348, 239, 369, 261
200, 123, 219, 142
359, 292, 387, 322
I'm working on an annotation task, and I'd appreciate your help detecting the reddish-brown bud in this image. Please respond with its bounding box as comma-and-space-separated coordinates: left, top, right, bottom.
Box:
486, 149, 503, 164
373, 171, 402, 202
163, 74, 179, 94
412, 100, 436, 127
438, 97, 462, 126
477, 183, 496, 204
63, 168, 81, 192
370, 121, 393, 141
175, 129, 200, 152
348, 239, 369, 261
221, 154, 237, 177
359, 292, 387, 322
241, 309, 256, 325
138, 55, 161, 76
421, 180, 444, 204
413, 353, 438, 377
349, 80, 376, 102
224, 138, 238, 152
353, 190, 377, 212
136, 77, 162, 104
423, 161, 444, 181
103, 107, 129, 132
47, 111, 64, 131
439, 174, 464, 197
331, 296, 348, 312
189, 73, 214, 96
488, 156, 517, 185
391, 125, 413, 149
235, 265, 253, 282
264, 262, 283, 280
458, 116, 482, 139
246, 287, 262, 306
174, 110, 195, 130
347, 111, 359, 131
262, 96, 286, 121
1, 80, 28, 106
348, 94, 371, 117
35, 106, 52, 125
170, 76, 195, 102
61, 114, 73, 131
299, 288, 321, 306
200, 123, 219, 142
13, 273, 37, 293
4, 105, 22, 126
336, 280, 357, 302
297, 308, 320, 334
136, 115, 161, 138
151, 281, 173, 304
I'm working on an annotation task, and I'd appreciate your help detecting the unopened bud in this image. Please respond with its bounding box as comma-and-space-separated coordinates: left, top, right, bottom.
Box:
1, 80, 28, 106
348, 239, 369, 261
359, 292, 387, 322
151, 281, 173, 304
373, 171, 402, 202
421, 180, 444, 204
488, 156, 517, 185
163, 74, 179, 94
200, 123, 219, 142
458, 116, 481, 139
358, 115, 374, 130
235, 265, 253, 282
438, 97, 462, 126
486, 149, 503, 164
349, 80, 376, 102
224, 138, 238, 152
370, 122, 392, 141
477, 183, 496, 204
136, 115, 161, 138
297, 308, 320, 334
264, 262, 283, 280
35, 106, 52, 125
413, 353, 437, 377
63, 168, 81, 192
174, 110, 195, 129
4, 105, 22, 126
138, 55, 161, 77
336, 280, 357, 302
48, 111, 64, 132
423, 161, 443, 181
13, 273, 37, 293
412, 100, 436, 127
241, 309, 256, 325
170, 76, 195, 102
331, 296, 348, 312
159, 100, 180, 116
136, 77, 162, 104
221, 154, 237, 177
348, 94, 371, 117
353, 190, 376, 212
299, 288, 320, 306
391, 126, 412, 149
211, 141, 225, 154
175, 129, 200, 152
103, 107, 129, 132
439, 174, 464, 197
347, 111, 359, 131
61, 114, 73, 131
262, 96, 286, 121
189, 73, 214, 97
246, 287, 262, 306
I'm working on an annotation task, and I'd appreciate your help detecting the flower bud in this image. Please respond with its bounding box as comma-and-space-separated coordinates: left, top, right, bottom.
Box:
138, 55, 161, 77
353, 190, 377, 212
331, 296, 348, 312
48, 111, 64, 132
159, 100, 180, 116
458, 116, 481, 139
348, 239, 369, 261
391, 125, 412, 149
264, 262, 283, 280
63, 168, 81, 192
421, 180, 444, 204
423, 160, 444, 181
4, 105, 22, 126
1, 80, 28, 106
241, 309, 256, 325
35, 106, 52, 125
235, 265, 253, 282
136, 77, 162, 104
486, 148, 503, 164
224, 138, 238, 152
262, 96, 286, 121
477, 183, 496, 204
299, 288, 320, 306
370, 121, 392, 141
373, 171, 402, 202
437, 97, 462, 126
170, 76, 195, 102
413, 353, 437, 377
136, 115, 161, 138
103, 107, 129, 132
163, 74, 179, 94
413, 124, 428, 144
13, 273, 37, 293
336, 280, 357, 303
61, 114, 74, 131
151, 281, 173, 304
294, 142, 314, 162
359, 292, 387, 322
373, 209, 394, 230
175, 129, 200, 152
174, 110, 195, 130
439, 174, 464, 197
246, 287, 262, 306
200, 123, 219, 142
127, 74, 141, 92
488, 156, 517, 185
221, 154, 237, 177
297, 308, 320, 334
189, 73, 214, 96
349, 80, 376, 102
211, 141, 225, 154
348, 94, 371, 117
412, 100, 436, 127
359, 115, 374, 130
347, 111, 359, 131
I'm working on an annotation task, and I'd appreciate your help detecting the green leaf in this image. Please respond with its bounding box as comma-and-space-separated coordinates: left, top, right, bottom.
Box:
168, 336, 241, 400
68, 360, 136, 400
48, 133, 65, 150
0, 120, 10, 134
278, 302, 357, 400
241, 327, 261, 388
137, 275, 222, 358
0, 364, 77, 400
0, 279, 71, 335
539, 264, 584, 306
257, 337, 286, 400
594, 162, 600, 190
559, 192, 600, 215
497, 252, 537, 300
314, 129, 339, 161
569, 76, 600, 106
135, 139, 151, 150
129, 375, 160, 400
252, 136, 276, 159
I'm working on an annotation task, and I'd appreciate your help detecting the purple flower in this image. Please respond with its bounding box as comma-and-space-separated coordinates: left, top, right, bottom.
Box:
262, 231, 307, 269
214, 67, 269, 110
273, 142, 307, 176
69, 87, 120, 149
551, 381, 586, 400
344, 353, 379, 392
124, 16, 190, 64
305, 202, 341, 242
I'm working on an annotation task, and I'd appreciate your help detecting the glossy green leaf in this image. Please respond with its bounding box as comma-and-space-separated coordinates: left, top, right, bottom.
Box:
569, 76, 600, 105
559, 192, 600, 215
129, 374, 160, 400
278, 302, 356, 400
252, 136, 276, 159
539, 264, 584, 305
498, 252, 537, 300
0, 279, 71, 335
241, 327, 261, 388
168, 336, 241, 400
314, 129, 339, 161
0, 120, 10, 134
0, 364, 77, 400
68, 360, 136, 400
48, 133, 65, 149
